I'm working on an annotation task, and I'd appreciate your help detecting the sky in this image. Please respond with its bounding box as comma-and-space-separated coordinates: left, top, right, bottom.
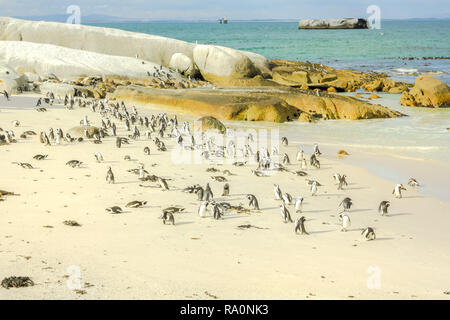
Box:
1, 0, 449, 20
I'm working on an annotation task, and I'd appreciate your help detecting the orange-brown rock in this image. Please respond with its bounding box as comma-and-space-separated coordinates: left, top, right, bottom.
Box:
400, 76, 450, 108
110, 86, 404, 123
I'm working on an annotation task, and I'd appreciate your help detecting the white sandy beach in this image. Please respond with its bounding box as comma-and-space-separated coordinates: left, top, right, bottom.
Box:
1, 94, 449, 300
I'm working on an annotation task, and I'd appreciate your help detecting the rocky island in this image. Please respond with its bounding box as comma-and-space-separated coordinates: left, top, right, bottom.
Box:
298, 18, 369, 29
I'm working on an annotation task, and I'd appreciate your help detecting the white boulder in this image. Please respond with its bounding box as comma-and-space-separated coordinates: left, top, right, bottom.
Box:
193, 45, 257, 82
0, 41, 182, 82
169, 53, 198, 77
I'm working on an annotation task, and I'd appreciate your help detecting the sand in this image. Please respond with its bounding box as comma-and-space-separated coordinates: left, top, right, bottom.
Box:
0, 94, 449, 300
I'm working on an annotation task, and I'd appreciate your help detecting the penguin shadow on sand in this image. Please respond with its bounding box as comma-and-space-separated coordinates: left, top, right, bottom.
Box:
386, 212, 413, 217
350, 208, 372, 213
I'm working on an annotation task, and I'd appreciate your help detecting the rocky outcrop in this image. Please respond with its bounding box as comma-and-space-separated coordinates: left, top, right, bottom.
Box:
299, 19, 368, 29
400, 76, 450, 108
0, 17, 195, 68
269, 59, 411, 93
111, 86, 301, 123
110, 86, 404, 123
0, 64, 26, 93
194, 116, 226, 134
193, 45, 259, 84
0, 41, 182, 83
0, 17, 269, 84
169, 53, 198, 77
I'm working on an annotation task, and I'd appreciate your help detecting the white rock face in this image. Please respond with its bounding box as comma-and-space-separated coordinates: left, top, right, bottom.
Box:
193, 45, 257, 80
169, 53, 197, 77
0, 41, 181, 82
0, 17, 270, 81
0, 17, 195, 67
299, 18, 368, 29
0, 64, 26, 92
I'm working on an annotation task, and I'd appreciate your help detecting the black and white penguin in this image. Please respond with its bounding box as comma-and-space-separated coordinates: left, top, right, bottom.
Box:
222, 183, 230, 196
274, 184, 283, 200
294, 216, 308, 235
362, 227, 376, 241
247, 194, 260, 210
339, 197, 353, 211
106, 166, 115, 184
280, 204, 293, 223
378, 201, 390, 216
392, 183, 406, 198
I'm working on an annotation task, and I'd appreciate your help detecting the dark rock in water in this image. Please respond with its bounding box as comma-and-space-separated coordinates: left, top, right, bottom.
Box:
1, 276, 34, 289
299, 18, 368, 29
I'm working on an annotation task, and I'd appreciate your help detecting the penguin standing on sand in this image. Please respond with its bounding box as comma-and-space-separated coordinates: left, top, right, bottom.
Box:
294, 216, 308, 235
392, 183, 406, 198
340, 213, 351, 232
301, 158, 307, 170
339, 197, 353, 211
222, 183, 230, 196
362, 227, 376, 240
280, 204, 293, 223
196, 187, 204, 201
295, 197, 304, 213
116, 137, 122, 148
247, 194, 260, 210
94, 152, 104, 163
282, 192, 293, 205
274, 184, 283, 200
296, 149, 304, 162
106, 167, 115, 184
198, 201, 209, 217
378, 201, 390, 216
162, 211, 175, 225
204, 183, 213, 201
310, 181, 318, 196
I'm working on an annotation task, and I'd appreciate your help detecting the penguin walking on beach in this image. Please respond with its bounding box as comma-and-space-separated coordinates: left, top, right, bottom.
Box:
378, 201, 390, 216
295, 197, 304, 213
116, 137, 122, 148
222, 183, 230, 196
296, 149, 304, 162
294, 216, 308, 235
158, 177, 169, 191
392, 183, 406, 198
310, 181, 318, 196
408, 178, 420, 187
106, 166, 115, 184
162, 211, 175, 225
94, 152, 104, 163
274, 184, 283, 200
282, 192, 293, 205
247, 194, 260, 210
2, 90, 10, 101
362, 227, 376, 240
280, 204, 293, 223
281, 137, 289, 146
340, 212, 351, 232
337, 174, 348, 190
204, 183, 213, 201
196, 187, 204, 201
198, 201, 209, 218
339, 197, 353, 211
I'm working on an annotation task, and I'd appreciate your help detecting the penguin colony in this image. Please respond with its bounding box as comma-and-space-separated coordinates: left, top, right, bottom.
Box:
0, 91, 420, 240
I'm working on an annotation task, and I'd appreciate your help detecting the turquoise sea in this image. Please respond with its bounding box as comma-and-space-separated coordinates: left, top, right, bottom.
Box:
87, 20, 450, 200
90, 20, 450, 84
